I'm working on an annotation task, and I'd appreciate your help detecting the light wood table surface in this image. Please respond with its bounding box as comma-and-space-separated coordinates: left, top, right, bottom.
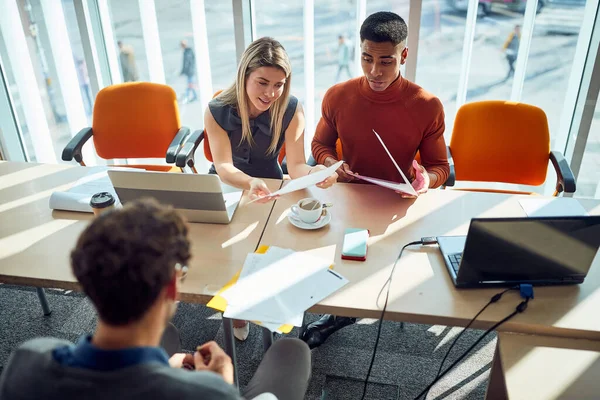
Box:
258, 182, 600, 340
486, 333, 600, 399
0, 161, 282, 304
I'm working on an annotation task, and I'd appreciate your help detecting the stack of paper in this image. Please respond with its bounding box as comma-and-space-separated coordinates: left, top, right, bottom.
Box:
49, 167, 120, 213
215, 246, 348, 332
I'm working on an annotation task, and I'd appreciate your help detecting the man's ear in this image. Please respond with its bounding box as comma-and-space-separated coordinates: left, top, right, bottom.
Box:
165, 274, 177, 301
401, 47, 409, 65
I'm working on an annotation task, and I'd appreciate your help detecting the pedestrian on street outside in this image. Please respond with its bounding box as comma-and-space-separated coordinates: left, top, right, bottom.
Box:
180, 40, 198, 103
335, 34, 352, 83
118, 40, 139, 82
502, 24, 521, 81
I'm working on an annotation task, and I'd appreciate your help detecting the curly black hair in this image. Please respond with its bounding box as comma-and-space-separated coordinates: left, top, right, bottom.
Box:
71, 198, 190, 325
360, 11, 408, 46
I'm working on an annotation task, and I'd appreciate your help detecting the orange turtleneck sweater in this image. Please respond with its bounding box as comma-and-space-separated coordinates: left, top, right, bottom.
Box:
312, 76, 449, 187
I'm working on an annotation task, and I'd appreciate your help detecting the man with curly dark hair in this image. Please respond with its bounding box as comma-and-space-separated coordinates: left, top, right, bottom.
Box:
0, 199, 311, 400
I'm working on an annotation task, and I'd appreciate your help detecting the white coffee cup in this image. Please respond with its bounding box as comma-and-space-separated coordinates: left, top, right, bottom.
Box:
290, 197, 323, 224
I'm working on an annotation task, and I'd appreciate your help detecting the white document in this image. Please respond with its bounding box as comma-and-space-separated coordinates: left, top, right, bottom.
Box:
519, 198, 588, 217
221, 251, 347, 323
49, 168, 120, 213
248, 161, 344, 203
350, 129, 418, 197
237, 247, 295, 281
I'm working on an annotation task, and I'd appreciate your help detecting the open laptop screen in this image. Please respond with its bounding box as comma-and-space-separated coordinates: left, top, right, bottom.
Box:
459, 216, 600, 284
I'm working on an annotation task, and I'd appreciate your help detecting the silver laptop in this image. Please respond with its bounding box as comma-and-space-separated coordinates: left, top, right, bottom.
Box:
107, 170, 243, 224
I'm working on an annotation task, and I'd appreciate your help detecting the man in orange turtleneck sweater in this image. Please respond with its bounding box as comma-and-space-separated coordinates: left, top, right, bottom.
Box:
312, 12, 449, 193
304, 11, 450, 349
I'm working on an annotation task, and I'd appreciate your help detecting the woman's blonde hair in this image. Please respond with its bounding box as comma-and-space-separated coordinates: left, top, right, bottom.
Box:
218, 37, 292, 155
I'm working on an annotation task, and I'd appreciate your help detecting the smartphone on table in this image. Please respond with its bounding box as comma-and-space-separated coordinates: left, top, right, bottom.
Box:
341, 228, 369, 261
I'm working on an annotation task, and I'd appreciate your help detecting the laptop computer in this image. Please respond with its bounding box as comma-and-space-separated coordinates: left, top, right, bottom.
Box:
437, 216, 600, 288
107, 170, 243, 224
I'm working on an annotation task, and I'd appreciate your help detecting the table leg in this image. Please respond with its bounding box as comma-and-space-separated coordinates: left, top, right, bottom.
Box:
36, 288, 52, 316
485, 341, 508, 400
222, 317, 239, 388
262, 327, 273, 352
299, 312, 307, 338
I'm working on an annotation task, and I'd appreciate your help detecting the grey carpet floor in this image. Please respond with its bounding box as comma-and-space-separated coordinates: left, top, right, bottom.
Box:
0, 284, 496, 399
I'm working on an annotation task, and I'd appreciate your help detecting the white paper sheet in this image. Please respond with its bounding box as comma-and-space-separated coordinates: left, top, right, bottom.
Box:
224, 266, 348, 323
519, 198, 588, 217
49, 169, 120, 213
221, 251, 347, 323
237, 247, 295, 282
346, 130, 418, 196
226, 248, 304, 330
348, 173, 417, 194
248, 161, 344, 203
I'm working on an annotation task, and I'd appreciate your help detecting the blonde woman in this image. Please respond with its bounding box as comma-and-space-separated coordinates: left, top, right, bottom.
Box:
205, 37, 337, 204
204, 37, 337, 340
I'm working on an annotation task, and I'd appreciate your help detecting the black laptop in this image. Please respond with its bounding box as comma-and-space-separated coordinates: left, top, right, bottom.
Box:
437, 216, 600, 288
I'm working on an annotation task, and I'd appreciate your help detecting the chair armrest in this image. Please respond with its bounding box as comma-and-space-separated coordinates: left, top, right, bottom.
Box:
62, 127, 93, 164
442, 146, 456, 187
176, 129, 204, 168
550, 150, 576, 194
166, 127, 190, 163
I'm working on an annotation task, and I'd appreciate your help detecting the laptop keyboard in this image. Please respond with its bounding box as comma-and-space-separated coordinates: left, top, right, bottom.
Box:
449, 253, 462, 274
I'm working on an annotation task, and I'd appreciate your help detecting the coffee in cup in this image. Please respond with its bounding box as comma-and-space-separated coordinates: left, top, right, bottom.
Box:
90, 192, 116, 217
290, 197, 323, 223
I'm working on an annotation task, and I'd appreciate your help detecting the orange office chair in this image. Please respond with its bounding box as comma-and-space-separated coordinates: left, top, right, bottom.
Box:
62, 82, 201, 172
444, 101, 575, 196
176, 91, 288, 173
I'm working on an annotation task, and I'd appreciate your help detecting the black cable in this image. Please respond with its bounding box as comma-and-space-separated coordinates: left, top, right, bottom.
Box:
360, 240, 423, 400
424, 286, 518, 399
413, 298, 530, 400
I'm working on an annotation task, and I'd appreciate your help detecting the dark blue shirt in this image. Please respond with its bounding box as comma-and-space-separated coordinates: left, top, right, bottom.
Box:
52, 335, 169, 371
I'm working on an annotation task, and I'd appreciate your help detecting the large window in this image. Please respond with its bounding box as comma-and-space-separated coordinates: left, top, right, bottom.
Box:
314, 0, 357, 126
416, 0, 467, 135
108, 1, 149, 82
521, 0, 588, 150
254, 1, 306, 103
0, 0, 598, 197
0, 0, 92, 163
205, 1, 237, 93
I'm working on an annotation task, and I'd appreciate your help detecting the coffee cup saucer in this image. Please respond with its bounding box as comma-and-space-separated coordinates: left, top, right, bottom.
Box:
288, 209, 331, 230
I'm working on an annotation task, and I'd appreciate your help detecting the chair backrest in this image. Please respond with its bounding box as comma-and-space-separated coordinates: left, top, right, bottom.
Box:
449, 101, 550, 186
204, 90, 286, 166
92, 82, 181, 159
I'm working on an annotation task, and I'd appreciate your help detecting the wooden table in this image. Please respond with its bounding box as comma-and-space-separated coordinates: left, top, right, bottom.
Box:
0, 161, 281, 302
487, 333, 600, 399
0, 161, 282, 387
258, 182, 600, 340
